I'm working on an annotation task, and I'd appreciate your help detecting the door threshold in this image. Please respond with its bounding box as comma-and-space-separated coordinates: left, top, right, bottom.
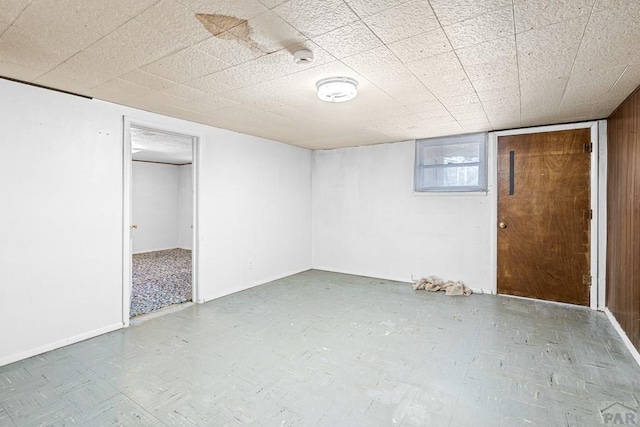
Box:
129, 301, 194, 326
498, 293, 592, 310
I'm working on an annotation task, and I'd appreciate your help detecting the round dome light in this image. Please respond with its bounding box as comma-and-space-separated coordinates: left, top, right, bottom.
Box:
316, 77, 358, 103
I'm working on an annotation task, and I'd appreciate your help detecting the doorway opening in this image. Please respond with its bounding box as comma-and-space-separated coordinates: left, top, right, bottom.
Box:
123, 122, 198, 322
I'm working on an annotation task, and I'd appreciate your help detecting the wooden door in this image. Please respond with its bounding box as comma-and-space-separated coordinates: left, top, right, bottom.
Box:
497, 129, 591, 306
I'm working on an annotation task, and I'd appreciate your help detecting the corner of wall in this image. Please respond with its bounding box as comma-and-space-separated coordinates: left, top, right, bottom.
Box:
604, 308, 640, 367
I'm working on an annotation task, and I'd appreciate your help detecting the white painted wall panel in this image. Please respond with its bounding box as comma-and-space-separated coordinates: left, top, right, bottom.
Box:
197, 132, 312, 301
178, 164, 193, 250
0, 83, 123, 366
132, 162, 179, 253
0, 79, 312, 366
312, 141, 494, 290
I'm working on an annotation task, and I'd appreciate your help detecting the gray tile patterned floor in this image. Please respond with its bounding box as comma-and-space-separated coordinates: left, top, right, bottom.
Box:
1, 270, 639, 426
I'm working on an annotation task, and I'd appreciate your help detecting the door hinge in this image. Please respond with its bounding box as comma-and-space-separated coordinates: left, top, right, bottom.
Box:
583, 142, 593, 153
584, 209, 593, 220
583, 274, 592, 286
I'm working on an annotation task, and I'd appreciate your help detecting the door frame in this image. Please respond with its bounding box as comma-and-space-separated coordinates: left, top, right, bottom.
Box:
122, 116, 203, 327
488, 121, 603, 310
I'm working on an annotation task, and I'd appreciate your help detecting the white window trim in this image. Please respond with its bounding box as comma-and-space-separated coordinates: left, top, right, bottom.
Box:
414, 132, 488, 193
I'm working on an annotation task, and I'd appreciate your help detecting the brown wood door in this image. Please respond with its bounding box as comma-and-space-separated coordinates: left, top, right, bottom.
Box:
497, 129, 591, 306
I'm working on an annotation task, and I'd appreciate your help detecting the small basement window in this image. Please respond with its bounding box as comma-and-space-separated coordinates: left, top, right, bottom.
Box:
414, 132, 487, 192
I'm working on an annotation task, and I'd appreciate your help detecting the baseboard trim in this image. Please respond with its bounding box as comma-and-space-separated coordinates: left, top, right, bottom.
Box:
311, 267, 494, 294
604, 308, 640, 367
471, 287, 494, 295
199, 267, 312, 303
0, 322, 123, 368
311, 267, 411, 284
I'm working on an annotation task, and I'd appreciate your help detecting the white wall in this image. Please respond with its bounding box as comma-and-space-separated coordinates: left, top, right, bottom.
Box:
131, 162, 193, 253
132, 162, 179, 253
197, 131, 312, 301
312, 141, 494, 291
0, 78, 312, 366
178, 164, 193, 250
0, 83, 123, 366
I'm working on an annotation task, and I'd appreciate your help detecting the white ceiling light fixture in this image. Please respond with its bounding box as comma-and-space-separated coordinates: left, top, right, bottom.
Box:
316, 77, 358, 103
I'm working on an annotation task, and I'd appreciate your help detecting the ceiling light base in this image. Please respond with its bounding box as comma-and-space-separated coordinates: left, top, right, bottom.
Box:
316, 77, 359, 103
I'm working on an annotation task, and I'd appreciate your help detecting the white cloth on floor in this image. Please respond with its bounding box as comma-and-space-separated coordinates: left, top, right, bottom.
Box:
413, 276, 472, 296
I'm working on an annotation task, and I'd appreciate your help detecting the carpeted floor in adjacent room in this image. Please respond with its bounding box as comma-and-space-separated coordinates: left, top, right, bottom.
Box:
130, 248, 192, 317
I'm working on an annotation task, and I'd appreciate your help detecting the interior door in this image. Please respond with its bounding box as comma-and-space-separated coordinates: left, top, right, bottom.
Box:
497, 129, 591, 306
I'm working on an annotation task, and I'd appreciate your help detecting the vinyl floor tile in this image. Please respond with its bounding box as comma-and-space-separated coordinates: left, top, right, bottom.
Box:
0, 270, 639, 426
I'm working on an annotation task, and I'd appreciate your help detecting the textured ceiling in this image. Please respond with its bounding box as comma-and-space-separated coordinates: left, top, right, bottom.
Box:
1, 0, 639, 149
131, 126, 193, 164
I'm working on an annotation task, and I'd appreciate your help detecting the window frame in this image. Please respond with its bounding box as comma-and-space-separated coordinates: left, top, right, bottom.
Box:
414, 132, 488, 193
